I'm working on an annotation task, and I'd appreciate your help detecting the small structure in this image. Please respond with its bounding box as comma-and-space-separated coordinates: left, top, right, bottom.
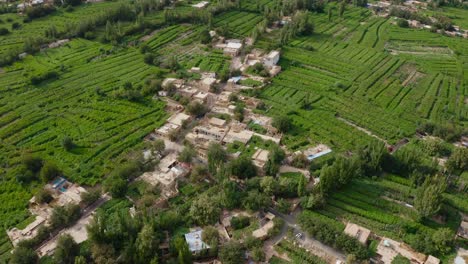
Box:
408, 20, 421, 28
302, 144, 332, 161
192, 1, 209, 8
167, 112, 191, 127
209, 117, 227, 128
48, 39, 70, 49
223, 129, 253, 145
376, 237, 440, 264
194, 91, 210, 103
251, 149, 270, 171
252, 212, 275, 239
425, 256, 440, 264
215, 39, 243, 57
155, 113, 191, 138
184, 230, 210, 254
193, 125, 228, 142
7, 216, 46, 246
162, 78, 183, 89
263, 50, 280, 67
457, 214, 468, 239
200, 77, 217, 90
344, 223, 371, 245
139, 152, 189, 197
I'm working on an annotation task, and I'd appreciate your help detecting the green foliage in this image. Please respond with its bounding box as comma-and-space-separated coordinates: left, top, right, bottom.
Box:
35, 189, 53, 204
39, 162, 61, 182
229, 156, 257, 179
219, 241, 244, 264
230, 215, 250, 230
298, 211, 368, 259
10, 246, 38, 264
189, 194, 221, 226
414, 176, 446, 219
272, 115, 292, 133
55, 234, 79, 264
392, 254, 410, 264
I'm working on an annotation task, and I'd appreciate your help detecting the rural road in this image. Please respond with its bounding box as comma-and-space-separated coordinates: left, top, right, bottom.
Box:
265, 208, 346, 263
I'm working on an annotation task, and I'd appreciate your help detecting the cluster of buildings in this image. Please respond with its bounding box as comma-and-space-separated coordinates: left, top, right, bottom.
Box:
343, 222, 441, 264
139, 151, 191, 198
17, 0, 45, 11
369, 0, 468, 38
7, 178, 87, 246
214, 39, 244, 57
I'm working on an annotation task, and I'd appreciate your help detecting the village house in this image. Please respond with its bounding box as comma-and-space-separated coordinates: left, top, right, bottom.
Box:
193, 91, 211, 104
8, 178, 87, 246
301, 144, 332, 161
209, 117, 227, 128
184, 229, 210, 254
139, 152, 190, 197
162, 78, 184, 89
200, 77, 217, 91
252, 212, 276, 240
192, 125, 228, 142
376, 237, 440, 264
179, 85, 199, 98
191, 1, 209, 8
215, 39, 243, 57
344, 223, 371, 245
223, 128, 254, 145
457, 214, 468, 240
155, 112, 191, 138
251, 148, 270, 172
263, 50, 280, 68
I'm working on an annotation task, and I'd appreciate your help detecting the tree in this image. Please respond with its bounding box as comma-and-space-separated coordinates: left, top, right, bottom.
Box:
207, 142, 227, 175
397, 18, 409, 28
62, 136, 75, 151
431, 228, 453, 255
199, 28, 211, 44
135, 224, 158, 264
229, 156, 257, 179
339, 1, 346, 18
172, 237, 191, 264
151, 139, 165, 156
242, 190, 271, 211
414, 176, 446, 219
219, 241, 244, 264
55, 234, 79, 264
35, 189, 53, 204
91, 243, 117, 264
178, 146, 196, 163
272, 115, 292, 133
74, 256, 87, 264
186, 101, 208, 117
297, 174, 306, 197
103, 175, 127, 198
202, 226, 219, 247
260, 176, 278, 196
291, 153, 309, 168
446, 147, 468, 174
39, 162, 61, 182
50, 204, 81, 229
10, 246, 38, 264
302, 192, 325, 209
251, 247, 265, 262
220, 181, 242, 209
81, 189, 101, 206
22, 155, 43, 173
328, 8, 333, 21
190, 165, 208, 182
189, 194, 221, 226
392, 254, 410, 264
